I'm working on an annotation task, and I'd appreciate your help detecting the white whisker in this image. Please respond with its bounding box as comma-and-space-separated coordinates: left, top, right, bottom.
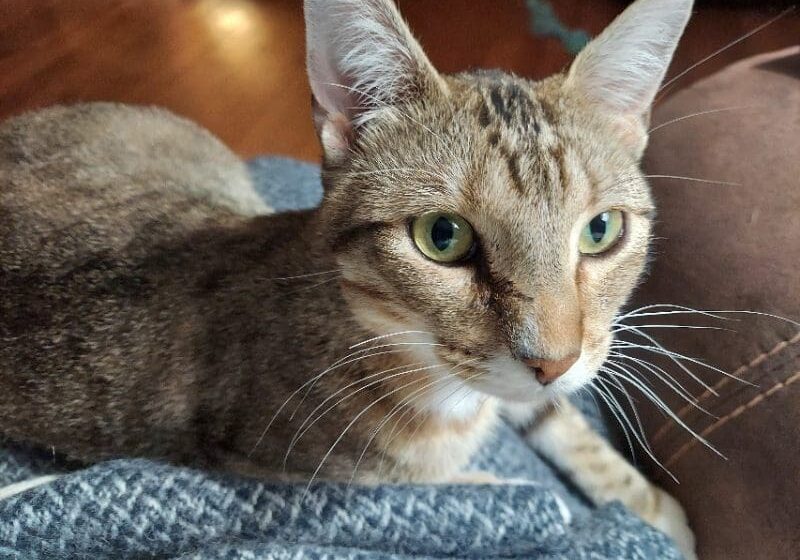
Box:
261, 270, 341, 281
377, 368, 486, 479
617, 309, 730, 322
595, 375, 678, 483
349, 330, 433, 349
656, 7, 795, 99
612, 323, 731, 334
599, 368, 654, 456
608, 352, 713, 417
284, 361, 444, 467
283, 275, 341, 295
348, 359, 480, 484
618, 303, 723, 320
301, 364, 457, 500
603, 367, 724, 461
620, 307, 799, 328
642, 174, 739, 187
612, 328, 720, 393
614, 334, 755, 388
289, 341, 447, 419
647, 106, 752, 134
589, 381, 639, 467
248, 345, 434, 457
577, 385, 603, 417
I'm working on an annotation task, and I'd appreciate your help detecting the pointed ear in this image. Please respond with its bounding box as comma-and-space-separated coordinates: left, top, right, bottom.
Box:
565, 0, 692, 142
304, 0, 445, 164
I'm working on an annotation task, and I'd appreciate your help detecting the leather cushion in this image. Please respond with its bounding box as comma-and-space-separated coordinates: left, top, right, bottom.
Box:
631, 47, 800, 560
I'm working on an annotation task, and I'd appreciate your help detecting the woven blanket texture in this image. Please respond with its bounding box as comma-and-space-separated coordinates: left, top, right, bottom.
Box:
0, 157, 681, 560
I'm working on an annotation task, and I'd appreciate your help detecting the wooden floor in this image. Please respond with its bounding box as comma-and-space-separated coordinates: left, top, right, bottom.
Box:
0, 0, 797, 161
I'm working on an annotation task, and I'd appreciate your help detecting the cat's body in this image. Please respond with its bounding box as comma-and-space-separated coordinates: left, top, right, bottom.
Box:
1, 0, 697, 557
0, 103, 494, 483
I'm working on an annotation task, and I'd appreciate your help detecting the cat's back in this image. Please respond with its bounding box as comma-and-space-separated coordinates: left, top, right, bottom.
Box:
0, 103, 275, 375
0, 102, 274, 379
0, 104, 278, 459
0, 103, 268, 271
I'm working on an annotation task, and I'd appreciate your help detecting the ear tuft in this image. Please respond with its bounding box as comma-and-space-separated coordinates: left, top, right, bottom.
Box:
305, 0, 443, 143
566, 0, 693, 118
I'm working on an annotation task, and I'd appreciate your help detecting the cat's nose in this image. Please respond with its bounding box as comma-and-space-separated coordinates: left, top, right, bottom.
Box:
522, 353, 580, 385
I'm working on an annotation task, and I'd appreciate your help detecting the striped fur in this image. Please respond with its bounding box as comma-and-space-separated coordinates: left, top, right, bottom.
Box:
1, 0, 695, 556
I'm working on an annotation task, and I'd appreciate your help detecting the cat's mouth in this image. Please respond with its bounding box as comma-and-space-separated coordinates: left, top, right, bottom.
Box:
430, 335, 611, 405
471, 353, 591, 403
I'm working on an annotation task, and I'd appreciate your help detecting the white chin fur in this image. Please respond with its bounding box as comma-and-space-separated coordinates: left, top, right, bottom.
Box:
473, 354, 542, 402
549, 354, 595, 394
474, 353, 595, 404
413, 370, 488, 421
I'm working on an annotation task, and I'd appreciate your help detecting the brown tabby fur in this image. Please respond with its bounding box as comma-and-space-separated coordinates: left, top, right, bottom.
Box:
0, 102, 499, 481
1, 0, 697, 555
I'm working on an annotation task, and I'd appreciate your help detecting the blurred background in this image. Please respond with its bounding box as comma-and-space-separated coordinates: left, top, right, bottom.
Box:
1, 0, 796, 162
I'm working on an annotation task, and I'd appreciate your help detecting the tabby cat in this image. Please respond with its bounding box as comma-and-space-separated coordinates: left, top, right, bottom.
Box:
0, 0, 696, 556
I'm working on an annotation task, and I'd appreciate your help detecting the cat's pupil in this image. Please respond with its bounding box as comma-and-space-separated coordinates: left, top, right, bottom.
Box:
589, 213, 609, 243
431, 216, 455, 251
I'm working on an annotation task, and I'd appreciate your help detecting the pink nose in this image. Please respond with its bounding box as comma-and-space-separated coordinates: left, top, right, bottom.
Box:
523, 354, 580, 385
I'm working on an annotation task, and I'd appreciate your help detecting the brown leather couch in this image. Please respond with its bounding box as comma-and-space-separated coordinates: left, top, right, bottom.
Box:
632, 47, 799, 559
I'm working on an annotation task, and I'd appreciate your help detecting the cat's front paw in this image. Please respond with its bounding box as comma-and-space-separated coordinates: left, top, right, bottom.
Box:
644, 488, 697, 560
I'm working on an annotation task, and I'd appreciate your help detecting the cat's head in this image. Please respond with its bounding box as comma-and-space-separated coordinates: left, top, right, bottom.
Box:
305, 0, 693, 410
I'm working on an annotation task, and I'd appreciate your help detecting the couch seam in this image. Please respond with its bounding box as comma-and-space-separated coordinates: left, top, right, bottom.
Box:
665, 369, 800, 468
651, 331, 800, 445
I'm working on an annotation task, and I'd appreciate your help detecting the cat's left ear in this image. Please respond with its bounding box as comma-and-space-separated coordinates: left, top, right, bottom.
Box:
565, 0, 693, 152
304, 0, 447, 166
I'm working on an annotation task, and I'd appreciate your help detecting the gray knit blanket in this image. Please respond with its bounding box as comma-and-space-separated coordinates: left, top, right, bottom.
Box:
0, 158, 682, 559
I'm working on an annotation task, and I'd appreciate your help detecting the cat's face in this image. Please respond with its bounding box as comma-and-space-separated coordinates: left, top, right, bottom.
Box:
305, 0, 691, 408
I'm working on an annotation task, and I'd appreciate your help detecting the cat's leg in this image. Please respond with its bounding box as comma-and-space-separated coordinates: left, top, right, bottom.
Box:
524, 399, 696, 560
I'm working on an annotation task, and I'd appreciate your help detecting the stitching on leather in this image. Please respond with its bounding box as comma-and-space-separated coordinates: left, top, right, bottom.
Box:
665, 369, 800, 468
651, 331, 800, 445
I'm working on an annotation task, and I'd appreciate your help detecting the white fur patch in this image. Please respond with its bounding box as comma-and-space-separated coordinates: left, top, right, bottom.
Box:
412, 370, 487, 421
476, 353, 592, 405
549, 353, 594, 395
474, 354, 544, 403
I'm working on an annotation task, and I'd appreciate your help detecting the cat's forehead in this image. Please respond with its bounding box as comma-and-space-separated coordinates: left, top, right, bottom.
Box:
447, 71, 622, 170
397, 72, 615, 191
452, 73, 583, 201
435, 74, 629, 213
455, 70, 558, 142
340, 70, 648, 230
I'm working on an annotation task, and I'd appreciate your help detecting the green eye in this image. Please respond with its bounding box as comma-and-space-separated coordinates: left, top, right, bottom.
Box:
579, 210, 624, 255
411, 212, 475, 263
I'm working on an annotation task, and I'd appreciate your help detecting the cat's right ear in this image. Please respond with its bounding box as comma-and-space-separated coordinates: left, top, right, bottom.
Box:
304, 0, 446, 166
